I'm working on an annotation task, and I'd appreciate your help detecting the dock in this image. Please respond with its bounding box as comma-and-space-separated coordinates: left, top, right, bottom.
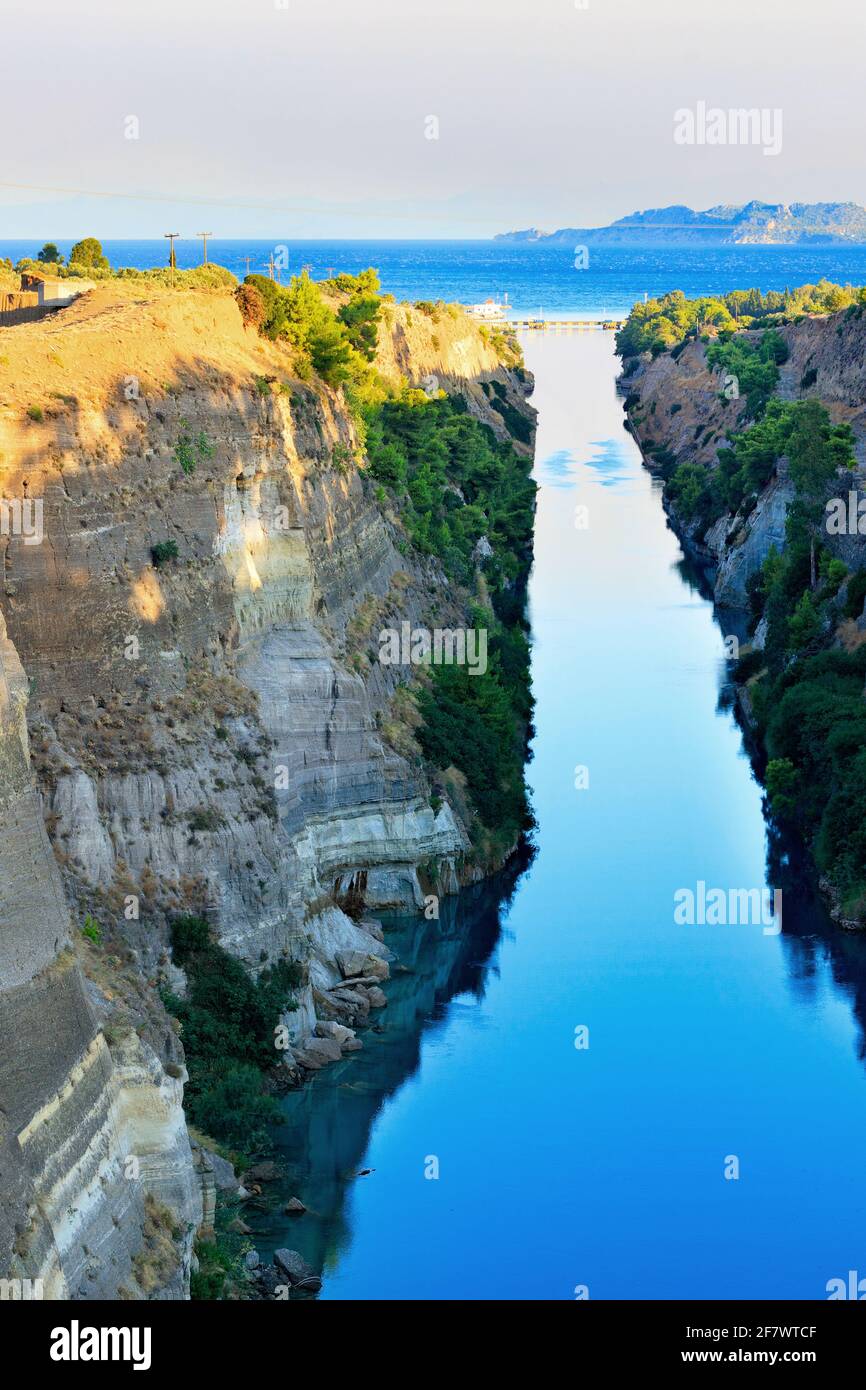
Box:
508, 318, 624, 333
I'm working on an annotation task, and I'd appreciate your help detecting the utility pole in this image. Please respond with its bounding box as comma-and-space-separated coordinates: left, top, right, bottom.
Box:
164, 233, 180, 284
243, 255, 252, 279
267, 253, 275, 280
325, 266, 335, 280
196, 232, 212, 265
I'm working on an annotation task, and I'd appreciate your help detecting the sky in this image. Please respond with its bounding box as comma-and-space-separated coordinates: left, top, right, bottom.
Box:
1, 0, 864, 239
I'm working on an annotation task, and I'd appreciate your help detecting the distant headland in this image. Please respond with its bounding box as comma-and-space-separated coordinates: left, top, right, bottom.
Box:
495, 201, 866, 247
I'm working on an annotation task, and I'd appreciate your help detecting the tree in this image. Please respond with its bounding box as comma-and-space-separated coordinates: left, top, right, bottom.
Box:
785, 398, 855, 587
765, 757, 800, 820
38, 242, 63, 264
235, 282, 266, 330
338, 294, 381, 360
69, 237, 110, 271
787, 590, 821, 651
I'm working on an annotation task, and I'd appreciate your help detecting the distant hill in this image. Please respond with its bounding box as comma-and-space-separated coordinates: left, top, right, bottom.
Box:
495, 202, 866, 246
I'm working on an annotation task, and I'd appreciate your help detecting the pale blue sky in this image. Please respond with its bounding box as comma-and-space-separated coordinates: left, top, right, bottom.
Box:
1, 0, 863, 238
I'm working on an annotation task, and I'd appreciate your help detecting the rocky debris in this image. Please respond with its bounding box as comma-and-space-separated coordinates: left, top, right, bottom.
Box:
284, 1197, 307, 1216
366, 985, 387, 1009
360, 917, 385, 942
243, 1160, 281, 1185
251, 1263, 284, 1298
316, 1019, 350, 1043
274, 1248, 323, 1292
227, 1217, 252, 1235
244, 1249, 261, 1271
197, 1146, 237, 1193
336, 948, 390, 982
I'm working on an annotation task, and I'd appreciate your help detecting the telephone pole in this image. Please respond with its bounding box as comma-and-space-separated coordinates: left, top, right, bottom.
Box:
243, 255, 252, 279
196, 232, 212, 265
325, 266, 335, 279
164, 233, 180, 284
267, 253, 275, 280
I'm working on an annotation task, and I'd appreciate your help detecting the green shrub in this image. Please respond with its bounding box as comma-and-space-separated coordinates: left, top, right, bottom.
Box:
81, 913, 102, 944
164, 915, 301, 1156
845, 568, 866, 619
151, 540, 179, 567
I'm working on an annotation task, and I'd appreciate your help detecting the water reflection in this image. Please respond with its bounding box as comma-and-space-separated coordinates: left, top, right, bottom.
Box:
250, 847, 534, 1283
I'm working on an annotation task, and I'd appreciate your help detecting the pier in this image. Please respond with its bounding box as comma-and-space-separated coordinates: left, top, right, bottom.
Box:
508, 318, 624, 333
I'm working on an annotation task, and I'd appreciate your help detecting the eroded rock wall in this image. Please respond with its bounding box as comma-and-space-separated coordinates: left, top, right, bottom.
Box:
0, 282, 534, 1295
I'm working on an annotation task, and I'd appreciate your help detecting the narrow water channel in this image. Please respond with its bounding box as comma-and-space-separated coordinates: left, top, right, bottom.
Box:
257, 332, 866, 1300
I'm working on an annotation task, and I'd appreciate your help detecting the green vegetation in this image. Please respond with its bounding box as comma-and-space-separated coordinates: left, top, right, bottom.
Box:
81, 913, 102, 944
416, 613, 535, 851
617, 281, 864, 359
712, 399, 865, 916
38, 243, 63, 264
151, 540, 179, 567
633, 284, 866, 918
666, 397, 854, 530
236, 261, 535, 851
240, 268, 381, 390
26, 406, 44, 423
365, 390, 535, 595
705, 330, 788, 417
69, 237, 110, 271
163, 915, 301, 1157
174, 428, 215, 476
366, 390, 536, 850
191, 1230, 248, 1301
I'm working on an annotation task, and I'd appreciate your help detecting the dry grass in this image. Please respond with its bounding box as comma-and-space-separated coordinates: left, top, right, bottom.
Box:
131, 1195, 181, 1295
380, 684, 423, 761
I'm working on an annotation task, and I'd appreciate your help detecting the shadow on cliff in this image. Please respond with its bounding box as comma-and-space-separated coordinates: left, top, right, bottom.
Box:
244, 844, 535, 1291
663, 512, 866, 1074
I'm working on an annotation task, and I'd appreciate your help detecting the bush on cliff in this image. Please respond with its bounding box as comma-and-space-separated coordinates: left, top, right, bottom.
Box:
164, 915, 301, 1155
617, 280, 864, 357
365, 389, 536, 598
365, 388, 536, 850
243, 269, 378, 389
705, 330, 788, 419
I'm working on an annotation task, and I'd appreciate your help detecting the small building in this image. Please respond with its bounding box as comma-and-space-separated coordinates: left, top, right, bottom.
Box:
466, 298, 508, 324
19, 273, 95, 307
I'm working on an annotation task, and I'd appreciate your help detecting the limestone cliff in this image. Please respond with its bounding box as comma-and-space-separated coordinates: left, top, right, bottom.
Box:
0, 280, 535, 1295
0, 608, 200, 1299
619, 308, 866, 605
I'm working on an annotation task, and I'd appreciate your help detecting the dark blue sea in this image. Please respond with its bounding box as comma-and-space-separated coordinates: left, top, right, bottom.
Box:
5, 238, 866, 317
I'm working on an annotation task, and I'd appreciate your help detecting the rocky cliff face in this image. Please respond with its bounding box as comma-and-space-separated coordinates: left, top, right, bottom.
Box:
0, 608, 201, 1299
0, 281, 534, 1295
620, 308, 866, 605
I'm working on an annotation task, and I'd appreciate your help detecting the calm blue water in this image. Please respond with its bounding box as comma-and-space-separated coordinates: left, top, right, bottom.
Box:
14, 235, 866, 1296
5, 239, 866, 318
243, 330, 866, 1301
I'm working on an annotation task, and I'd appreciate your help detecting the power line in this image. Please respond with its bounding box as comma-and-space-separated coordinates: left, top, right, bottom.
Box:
164, 232, 179, 281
